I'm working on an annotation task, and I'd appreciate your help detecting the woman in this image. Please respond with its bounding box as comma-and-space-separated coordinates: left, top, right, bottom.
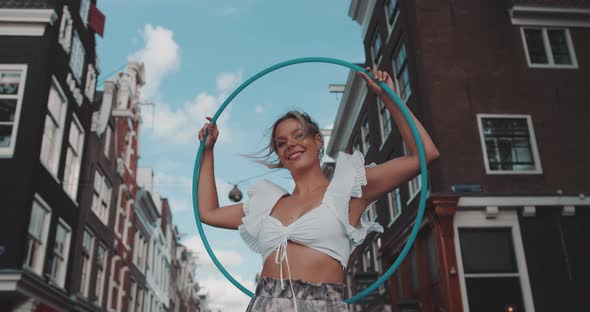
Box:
197, 68, 440, 311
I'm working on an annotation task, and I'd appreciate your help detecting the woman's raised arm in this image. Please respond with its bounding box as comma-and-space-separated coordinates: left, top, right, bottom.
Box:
197, 117, 244, 230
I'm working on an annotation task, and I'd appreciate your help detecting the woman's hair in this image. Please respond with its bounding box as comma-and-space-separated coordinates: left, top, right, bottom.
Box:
245, 110, 324, 169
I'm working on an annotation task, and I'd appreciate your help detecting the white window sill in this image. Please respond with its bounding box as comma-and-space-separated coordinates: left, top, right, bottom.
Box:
486, 169, 543, 175
527, 63, 578, 69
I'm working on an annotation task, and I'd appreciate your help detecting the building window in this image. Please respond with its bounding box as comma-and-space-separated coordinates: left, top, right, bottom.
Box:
104, 125, 111, 159
458, 228, 524, 311
47, 219, 71, 288
521, 27, 577, 68
378, 99, 393, 146
477, 114, 542, 174
70, 32, 86, 83
386, 0, 400, 30
393, 43, 411, 102
360, 112, 371, 153
40, 77, 67, 179
371, 30, 382, 65
0, 65, 27, 158
85, 64, 96, 101
80, 228, 94, 297
23, 195, 52, 275
80, 0, 91, 25
352, 133, 363, 155
92, 168, 112, 224
129, 279, 136, 312
387, 188, 402, 226
63, 116, 85, 201
95, 243, 108, 307
58, 6, 73, 52
362, 247, 374, 272
403, 142, 422, 202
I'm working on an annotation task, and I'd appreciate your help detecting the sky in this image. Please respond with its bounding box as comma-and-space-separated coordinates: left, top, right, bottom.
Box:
97, 1, 364, 310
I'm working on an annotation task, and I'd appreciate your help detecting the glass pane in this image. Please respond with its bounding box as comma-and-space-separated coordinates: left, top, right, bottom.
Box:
388, 0, 399, 25
0, 99, 16, 122
47, 86, 65, 118
395, 44, 407, 75
459, 228, 518, 274
69, 122, 82, 149
0, 72, 21, 95
547, 29, 572, 65
0, 124, 13, 147
465, 277, 525, 312
524, 28, 548, 64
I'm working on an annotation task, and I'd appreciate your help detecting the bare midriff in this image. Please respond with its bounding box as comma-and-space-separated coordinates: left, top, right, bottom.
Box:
259, 241, 345, 284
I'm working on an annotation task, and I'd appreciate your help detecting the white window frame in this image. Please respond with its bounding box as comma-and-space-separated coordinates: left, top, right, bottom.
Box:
387, 188, 402, 227
377, 99, 393, 148
403, 141, 422, 204
95, 242, 108, 307
70, 32, 85, 83
58, 6, 73, 53
392, 43, 412, 103
48, 219, 71, 288
385, 0, 400, 37
520, 27, 578, 69
0, 64, 28, 158
360, 112, 371, 153
85, 64, 96, 101
454, 209, 535, 312
40, 76, 67, 181
80, 228, 95, 297
371, 29, 382, 67
91, 167, 111, 225
104, 125, 111, 159
477, 114, 543, 175
23, 194, 52, 275
362, 246, 373, 272
79, 0, 91, 26
63, 115, 85, 202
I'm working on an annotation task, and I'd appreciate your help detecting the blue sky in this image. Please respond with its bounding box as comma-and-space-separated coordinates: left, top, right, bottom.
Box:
97, 1, 364, 310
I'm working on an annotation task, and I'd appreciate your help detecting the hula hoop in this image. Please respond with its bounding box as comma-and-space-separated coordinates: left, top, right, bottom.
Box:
191, 57, 428, 304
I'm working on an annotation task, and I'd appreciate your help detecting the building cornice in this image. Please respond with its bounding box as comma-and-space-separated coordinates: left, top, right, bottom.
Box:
326, 69, 367, 157
510, 5, 590, 27
0, 9, 57, 36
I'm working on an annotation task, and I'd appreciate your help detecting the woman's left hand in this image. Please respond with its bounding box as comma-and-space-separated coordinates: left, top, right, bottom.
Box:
358, 67, 395, 97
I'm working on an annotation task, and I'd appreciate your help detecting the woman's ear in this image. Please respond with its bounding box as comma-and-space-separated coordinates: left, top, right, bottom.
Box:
315, 133, 323, 149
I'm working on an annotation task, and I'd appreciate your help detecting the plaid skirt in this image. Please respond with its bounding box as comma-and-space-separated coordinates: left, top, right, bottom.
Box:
245, 276, 349, 312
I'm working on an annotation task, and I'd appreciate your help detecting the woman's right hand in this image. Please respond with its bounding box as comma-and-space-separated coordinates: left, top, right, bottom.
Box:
198, 116, 218, 150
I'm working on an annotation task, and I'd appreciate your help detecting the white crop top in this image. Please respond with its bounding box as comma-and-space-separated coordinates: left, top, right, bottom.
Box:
238, 151, 383, 310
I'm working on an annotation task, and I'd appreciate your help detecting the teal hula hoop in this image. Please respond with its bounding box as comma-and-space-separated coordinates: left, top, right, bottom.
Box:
191, 57, 428, 304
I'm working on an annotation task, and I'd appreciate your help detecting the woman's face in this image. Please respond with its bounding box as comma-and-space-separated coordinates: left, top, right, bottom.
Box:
273, 118, 322, 171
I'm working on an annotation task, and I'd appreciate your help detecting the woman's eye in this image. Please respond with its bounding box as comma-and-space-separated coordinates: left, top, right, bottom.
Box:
277, 141, 285, 147
295, 132, 304, 139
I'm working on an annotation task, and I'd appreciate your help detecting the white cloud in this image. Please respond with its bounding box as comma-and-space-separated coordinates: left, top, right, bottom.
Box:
142, 70, 242, 145
129, 24, 180, 99
217, 71, 243, 94
198, 274, 255, 312
255, 104, 264, 114
183, 235, 243, 267
151, 173, 234, 212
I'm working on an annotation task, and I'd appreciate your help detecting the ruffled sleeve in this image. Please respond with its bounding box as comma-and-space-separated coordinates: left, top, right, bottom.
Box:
323, 151, 384, 248
238, 179, 288, 254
